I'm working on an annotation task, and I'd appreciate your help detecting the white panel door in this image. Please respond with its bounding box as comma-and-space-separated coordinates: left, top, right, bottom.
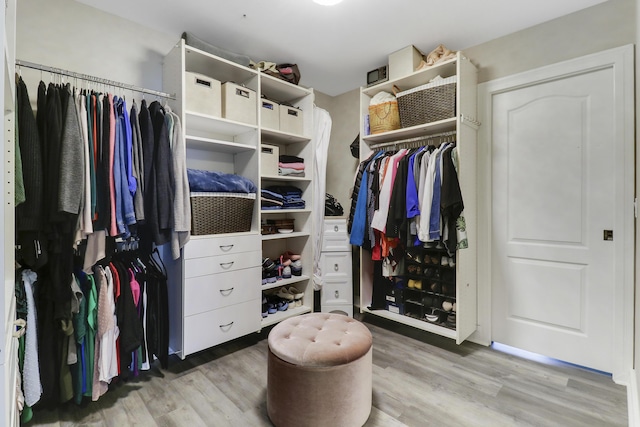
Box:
491, 48, 633, 375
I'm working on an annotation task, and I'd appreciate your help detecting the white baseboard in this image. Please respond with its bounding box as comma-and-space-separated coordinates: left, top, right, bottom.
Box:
628, 369, 640, 427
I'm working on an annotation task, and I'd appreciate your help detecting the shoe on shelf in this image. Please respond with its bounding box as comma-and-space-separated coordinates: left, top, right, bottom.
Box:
266, 270, 278, 284
262, 257, 276, 272
262, 297, 269, 317
282, 251, 301, 262
277, 287, 295, 301
282, 266, 292, 279
288, 286, 304, 299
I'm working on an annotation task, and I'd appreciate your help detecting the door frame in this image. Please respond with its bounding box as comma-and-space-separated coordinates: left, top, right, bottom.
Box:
474, 44, 634, 384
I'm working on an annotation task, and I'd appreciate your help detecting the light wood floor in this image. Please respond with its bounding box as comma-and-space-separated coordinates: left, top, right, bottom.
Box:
25, 314, 628, 427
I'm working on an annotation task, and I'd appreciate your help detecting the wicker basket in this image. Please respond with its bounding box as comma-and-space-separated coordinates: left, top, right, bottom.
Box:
368, 100, 401, 134
396, 76, 457, 128
190, 192, 255, 235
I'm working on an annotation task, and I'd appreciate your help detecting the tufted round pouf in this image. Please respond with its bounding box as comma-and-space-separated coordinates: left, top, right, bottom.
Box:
267, 313, 373, 427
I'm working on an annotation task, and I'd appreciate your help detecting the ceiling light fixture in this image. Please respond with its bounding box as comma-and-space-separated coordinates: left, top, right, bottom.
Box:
313, 0, 343, 5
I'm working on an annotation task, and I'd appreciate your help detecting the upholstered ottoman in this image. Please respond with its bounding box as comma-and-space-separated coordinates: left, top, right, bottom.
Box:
267, 313, 373, 427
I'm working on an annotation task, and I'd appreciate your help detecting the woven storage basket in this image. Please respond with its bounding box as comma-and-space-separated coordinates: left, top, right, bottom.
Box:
368, 100, 401, 134
190, 192, 255, 235
396, 76, 457, 128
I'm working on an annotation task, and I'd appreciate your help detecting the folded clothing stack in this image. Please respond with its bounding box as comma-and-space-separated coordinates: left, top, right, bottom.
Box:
261, 185, 305, 210
279, 154, 305, 177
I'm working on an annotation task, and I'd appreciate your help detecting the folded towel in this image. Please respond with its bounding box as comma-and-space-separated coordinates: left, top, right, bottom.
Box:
188, 169, 257, 193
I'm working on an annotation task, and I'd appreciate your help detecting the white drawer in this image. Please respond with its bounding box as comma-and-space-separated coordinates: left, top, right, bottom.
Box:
185, 250, 261, 278
184, 234, 260, 259
320, 251, 352, 280
321, 279, 352, 306
183, 299, 261, 355
322, 219, 349, 252
184, 267, 260, 316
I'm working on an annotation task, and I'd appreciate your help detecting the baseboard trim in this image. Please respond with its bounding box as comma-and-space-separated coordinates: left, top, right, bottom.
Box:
628, 369, 639, 427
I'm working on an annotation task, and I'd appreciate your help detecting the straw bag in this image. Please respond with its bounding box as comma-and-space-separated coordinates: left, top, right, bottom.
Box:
368, 89, 401, 134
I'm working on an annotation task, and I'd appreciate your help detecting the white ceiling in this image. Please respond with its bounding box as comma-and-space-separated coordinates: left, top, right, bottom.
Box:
76, 0, 606, 96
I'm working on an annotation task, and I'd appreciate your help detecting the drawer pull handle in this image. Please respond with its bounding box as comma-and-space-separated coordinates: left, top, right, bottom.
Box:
220, 261, 234, 269
334, 263, 339, 271
335, 290, 339, 299
334, 226, 339, 232
219, 321, 234, 330
219, 287, 234, 296
219, 244, 234, 252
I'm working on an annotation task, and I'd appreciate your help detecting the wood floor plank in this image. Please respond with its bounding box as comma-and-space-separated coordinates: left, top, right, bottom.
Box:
24, 315, 628, 427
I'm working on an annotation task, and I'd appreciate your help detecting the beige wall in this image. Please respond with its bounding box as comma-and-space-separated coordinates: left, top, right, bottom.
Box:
16, 0, 176, 104
466, 0, 634, 83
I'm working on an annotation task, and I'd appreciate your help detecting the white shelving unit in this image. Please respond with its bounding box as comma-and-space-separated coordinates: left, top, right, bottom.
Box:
162, 39, 316, 358
1, 0, 17, 425
358, 51, 478, 344
259, 70, 315, 327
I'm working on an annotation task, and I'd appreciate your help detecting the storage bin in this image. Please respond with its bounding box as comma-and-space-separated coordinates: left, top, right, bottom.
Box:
279, 105, 304, 135
190, 192, 255, 235
261, 144, 279, 177
222, 82, 257, 125
261, 99, 280, 130
388, 45, 423, 80
185, 71, 222, 117
396, 76, 457, 128
368, 101, 400, 134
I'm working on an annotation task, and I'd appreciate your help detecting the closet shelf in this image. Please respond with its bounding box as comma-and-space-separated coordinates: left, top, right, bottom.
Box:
260, 73, 313, 103
186, 135, 256, 153
363, 117, 457, 144
362, 307, 457, 339
262, 231, 310, 241
361, 55, 459, 97
261, 127, 311, 145
261, 175, 311, 183
261, 208, 311, 215
262, 274, 311, 291
184, 43, 257, 84
261, 305, 313, 328
185, 111, 257, 138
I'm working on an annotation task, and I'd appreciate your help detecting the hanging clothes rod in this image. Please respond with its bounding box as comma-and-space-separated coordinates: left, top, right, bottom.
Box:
370, 130, 457, 150
15, 59, 176, 100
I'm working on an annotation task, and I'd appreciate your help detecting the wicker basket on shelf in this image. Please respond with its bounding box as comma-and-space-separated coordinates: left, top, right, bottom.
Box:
190, 192, 255, 235
368, 100, 401, 134
395, 76, 457, 128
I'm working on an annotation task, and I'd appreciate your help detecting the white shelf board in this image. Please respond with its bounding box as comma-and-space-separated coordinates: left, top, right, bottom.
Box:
261, 305, 312, 328
261, 208, 311, 215
262, 231, 310, 241
262, 274, 311, 292
362, 55, 459, 97
362, 307, 457, 339
185, 111, 257, 138
261, 127, 311, 145
184, 43, 257, 84
261, 175, 311, 183
363, 117, 457, 145
260, 73, 312, 103
185, 135, 256, 153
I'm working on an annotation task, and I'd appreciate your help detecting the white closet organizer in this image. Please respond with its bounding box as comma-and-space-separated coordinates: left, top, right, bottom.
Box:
358, 51, 478, 344
1, 0, 18, 425
162, 39, 315, 358
259, 73, 315, 328
0, 0, 20, 426
320, 218, 353, 317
